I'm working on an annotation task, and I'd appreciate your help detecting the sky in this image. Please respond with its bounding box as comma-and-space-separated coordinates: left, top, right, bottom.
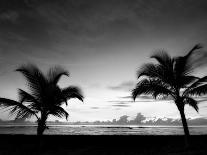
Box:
0, 0, 207, 122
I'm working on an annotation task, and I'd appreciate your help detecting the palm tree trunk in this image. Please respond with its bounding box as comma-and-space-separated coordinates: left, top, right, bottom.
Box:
37, 120, 46, 135
179, 108, 190, 147
37, 118, 47, 152
37, 112, 47, 135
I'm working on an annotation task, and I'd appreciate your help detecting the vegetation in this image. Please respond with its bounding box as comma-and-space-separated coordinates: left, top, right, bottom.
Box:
0, 44, 206, 144
0, 64, 83, 135
132, 44, 207, 146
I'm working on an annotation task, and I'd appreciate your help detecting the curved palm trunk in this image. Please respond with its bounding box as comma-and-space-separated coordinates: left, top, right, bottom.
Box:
179, 109, 190, 137
177, 105, 190, 147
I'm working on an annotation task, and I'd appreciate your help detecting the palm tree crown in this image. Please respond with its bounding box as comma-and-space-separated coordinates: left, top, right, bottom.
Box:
132, 44, 206, 108
132, 44, 207, 145
0, 64, 83, 135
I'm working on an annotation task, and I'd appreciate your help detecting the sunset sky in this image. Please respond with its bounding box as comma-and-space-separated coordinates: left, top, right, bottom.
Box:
0, 0, 207, 122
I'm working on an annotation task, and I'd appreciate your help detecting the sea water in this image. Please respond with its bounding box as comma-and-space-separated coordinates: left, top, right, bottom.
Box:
0, 125, 207, 135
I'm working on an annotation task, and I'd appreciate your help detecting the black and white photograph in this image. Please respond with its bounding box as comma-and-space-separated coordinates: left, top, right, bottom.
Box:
0, 0, 207, 154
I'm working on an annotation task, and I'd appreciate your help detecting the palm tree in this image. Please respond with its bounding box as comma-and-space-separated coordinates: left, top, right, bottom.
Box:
0, 64, 83, 135
132, 44, 207, 146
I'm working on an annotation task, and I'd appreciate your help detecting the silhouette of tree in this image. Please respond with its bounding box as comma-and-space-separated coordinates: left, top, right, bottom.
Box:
0, 64, 83, 135
132, 44, 207, 146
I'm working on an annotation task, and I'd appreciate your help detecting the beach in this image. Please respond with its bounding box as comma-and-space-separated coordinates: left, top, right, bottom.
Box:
0, 135, 206, 155
0, 1, 207, 155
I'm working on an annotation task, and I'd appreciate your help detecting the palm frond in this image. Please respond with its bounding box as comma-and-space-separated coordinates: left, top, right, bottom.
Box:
18, 89, 41, 112
137, 63, 175, 87
183, 97, 199, 112
47, 66, 69, 84
149, 51, 175, 87
132, 79, 174, 101
174, 44, 203, 80
18, 89, 37, 103
61, 86, 84, 104
185, 84, 207, 96
150, 50, 173, 68
185, 44, 203, 58
177, 75, 200, 88
49, 106, 69, 120
0, 98, 38, 119
16, 64, 48, 100
15, 107, 35, 119
186, 76, 207, 90
137, 63, 162, 78
183, 76, 207, 96
174, 57, 193, 79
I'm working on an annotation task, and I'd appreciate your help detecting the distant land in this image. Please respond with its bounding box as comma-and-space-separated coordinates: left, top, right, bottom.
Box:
1, 113, 207, 126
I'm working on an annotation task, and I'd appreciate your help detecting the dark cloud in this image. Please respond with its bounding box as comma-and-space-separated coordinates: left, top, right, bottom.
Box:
1, 0, 207, 61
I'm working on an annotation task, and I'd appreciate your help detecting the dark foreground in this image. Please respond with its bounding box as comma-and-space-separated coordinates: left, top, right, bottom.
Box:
0, 135, 206, 155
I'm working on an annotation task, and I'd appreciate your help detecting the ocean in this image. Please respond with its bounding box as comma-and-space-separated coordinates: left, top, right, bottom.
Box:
0, 125, 207, 135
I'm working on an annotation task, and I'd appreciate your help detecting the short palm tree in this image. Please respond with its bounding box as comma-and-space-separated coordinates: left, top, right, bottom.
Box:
132, 44, 207, 145
0, 64, 83, 135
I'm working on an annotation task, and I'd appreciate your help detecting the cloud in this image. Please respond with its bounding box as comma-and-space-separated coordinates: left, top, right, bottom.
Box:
108, 81, 136, 91
92, 113, 207, 125
110, 101, 132, 108
1, 0, 207, 62
90, 107, 100, 109
0, 11, 19, 23
0, 0, 148, 65
108, 100, 132, 103
112, 104, 130, 107
108, 99, 168, 103
119, 95, 155, 100
119, 96, 132, 99
115, 95, 164, 102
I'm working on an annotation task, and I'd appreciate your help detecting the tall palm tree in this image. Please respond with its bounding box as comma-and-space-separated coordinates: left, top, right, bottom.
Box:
0, 64, 83, 135
132, 44, 207, 146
